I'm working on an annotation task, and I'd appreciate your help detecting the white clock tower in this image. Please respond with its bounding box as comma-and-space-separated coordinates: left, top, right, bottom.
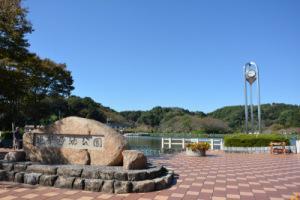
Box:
244, 62, 261, 134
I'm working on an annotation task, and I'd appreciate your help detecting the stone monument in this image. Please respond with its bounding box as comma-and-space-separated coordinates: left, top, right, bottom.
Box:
0, 116, 174, 193
23, 116, 126, 165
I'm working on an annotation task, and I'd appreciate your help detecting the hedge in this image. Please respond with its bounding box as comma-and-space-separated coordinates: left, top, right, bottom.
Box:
224, 134, 290, 147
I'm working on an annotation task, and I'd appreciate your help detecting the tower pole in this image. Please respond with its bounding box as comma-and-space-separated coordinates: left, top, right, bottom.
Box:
244, 66, 249, 133
256, 65, 261, 133
250, 84, 254, 133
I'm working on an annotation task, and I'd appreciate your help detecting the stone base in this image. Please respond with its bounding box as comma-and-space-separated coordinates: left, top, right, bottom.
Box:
0, 160, 174, 193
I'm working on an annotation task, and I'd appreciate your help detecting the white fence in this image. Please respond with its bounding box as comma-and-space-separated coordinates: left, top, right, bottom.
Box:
296, 140, 300, 153
161, 138, 300, 154
161, 138, 224, 150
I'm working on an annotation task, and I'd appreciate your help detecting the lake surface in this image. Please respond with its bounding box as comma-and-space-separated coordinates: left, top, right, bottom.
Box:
125, 135, 223, 156
126, 136, 183, 157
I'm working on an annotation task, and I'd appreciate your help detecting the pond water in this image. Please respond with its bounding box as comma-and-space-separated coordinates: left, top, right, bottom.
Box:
126, 136, 181, 157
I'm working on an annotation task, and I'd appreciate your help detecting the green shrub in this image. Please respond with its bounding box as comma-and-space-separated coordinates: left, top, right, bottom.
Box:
224, 134, 290, 147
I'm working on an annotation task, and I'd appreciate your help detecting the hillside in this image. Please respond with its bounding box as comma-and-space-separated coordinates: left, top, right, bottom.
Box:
208, 103, 300, 132
2, 94, 299, 134
120, 107, 229, 133
63, 100, 300, 134
120, 103, 300, 134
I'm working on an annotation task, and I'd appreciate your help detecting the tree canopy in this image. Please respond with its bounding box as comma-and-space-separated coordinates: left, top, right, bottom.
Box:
0, 0, 74, 129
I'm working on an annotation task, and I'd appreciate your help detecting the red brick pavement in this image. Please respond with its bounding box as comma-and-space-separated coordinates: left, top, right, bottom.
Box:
1, 151, 300, 200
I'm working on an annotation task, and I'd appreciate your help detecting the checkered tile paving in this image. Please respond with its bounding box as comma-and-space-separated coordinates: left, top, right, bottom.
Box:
1, 151, 300, 200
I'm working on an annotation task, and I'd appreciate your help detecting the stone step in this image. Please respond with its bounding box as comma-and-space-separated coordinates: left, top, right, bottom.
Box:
0, 160, 174, 193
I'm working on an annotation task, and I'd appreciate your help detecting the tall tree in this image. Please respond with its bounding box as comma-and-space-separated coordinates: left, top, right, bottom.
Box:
0, 0, 32, 60
0, 0, 33, 127
0, 0, 74, 129
21, 56, 74, 125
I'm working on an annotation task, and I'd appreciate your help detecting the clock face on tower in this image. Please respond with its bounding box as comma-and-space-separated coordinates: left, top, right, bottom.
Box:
246, 70, 256, 78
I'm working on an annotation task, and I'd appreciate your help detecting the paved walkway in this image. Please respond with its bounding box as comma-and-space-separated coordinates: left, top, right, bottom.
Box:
0, 152, 300, 200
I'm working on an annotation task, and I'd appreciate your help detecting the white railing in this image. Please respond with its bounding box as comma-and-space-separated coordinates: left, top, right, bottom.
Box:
161, 138, 224, 150
296, 140, 300, 154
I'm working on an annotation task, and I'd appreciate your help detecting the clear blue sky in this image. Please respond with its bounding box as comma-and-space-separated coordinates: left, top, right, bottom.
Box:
24, 0, 300, 113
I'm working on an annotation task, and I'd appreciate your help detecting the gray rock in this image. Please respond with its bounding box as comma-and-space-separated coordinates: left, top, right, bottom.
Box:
2, 163, 14, 171
0, 170, 7, 181
122, 150, 147, 170
147, 166, 163, 179
73, 178, 85, 190
4, 151, 26, 162
132, 180, 155, 193
114, 171, 128, 181
127, 171, 147, 181
114, 181, 132, 194
81, 168, 100, 179
57, 166, 83, 177
4, 152, 25, 162
14, 163, 27, 172
102, 180, 114, 193
164, 173, 173, 185
100, 170, 114, 180
7, 171, 16, 181
54, 176, 75, 189
39, 175, 58, 186
14, 172, 25, 183
167, 169, 174, 175
27, 165, 57, 175
154, 177, 167, 190
24, 173, 42, 185
24, 161, 39, 166
84, 179, 103, 192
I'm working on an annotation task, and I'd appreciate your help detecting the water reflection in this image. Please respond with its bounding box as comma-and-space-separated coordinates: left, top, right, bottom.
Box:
126, 136, 183, 157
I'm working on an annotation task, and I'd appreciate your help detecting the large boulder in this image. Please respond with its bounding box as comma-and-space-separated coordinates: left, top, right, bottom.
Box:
23, 116, 126, 166
122, 150, 147, 170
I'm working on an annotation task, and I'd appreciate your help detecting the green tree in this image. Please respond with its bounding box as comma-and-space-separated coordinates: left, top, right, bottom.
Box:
0, 0, 32, 60
278, 109, 300, 128
67, 96, 106, 123
0, 0, 33, 128
0, 0, 74, 129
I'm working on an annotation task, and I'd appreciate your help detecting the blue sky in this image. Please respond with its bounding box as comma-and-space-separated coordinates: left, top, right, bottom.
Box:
24, 0, 300, 113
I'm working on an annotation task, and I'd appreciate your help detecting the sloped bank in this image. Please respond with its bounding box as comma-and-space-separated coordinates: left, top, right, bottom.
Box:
0, 161, 174, 193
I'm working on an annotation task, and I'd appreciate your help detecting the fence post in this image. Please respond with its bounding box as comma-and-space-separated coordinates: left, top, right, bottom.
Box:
220, 139, 224, 150
210, 139, 214, 150
296, 140, 300, 154
161, 137, 164, 149
182, 138, 185, 149
168, 138, 172, 149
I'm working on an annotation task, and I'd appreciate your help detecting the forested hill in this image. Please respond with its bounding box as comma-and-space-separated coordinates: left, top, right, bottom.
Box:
2, 90, 299, 133
208, 103, 300, 132
119, 103, 300, 133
